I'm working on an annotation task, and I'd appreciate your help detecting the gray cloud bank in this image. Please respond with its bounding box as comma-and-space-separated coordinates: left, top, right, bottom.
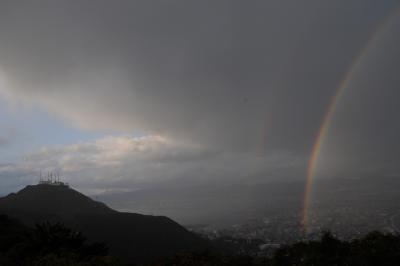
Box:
0, 126, 16, 147
0, 135, 304, 195
0, 0, 400, 193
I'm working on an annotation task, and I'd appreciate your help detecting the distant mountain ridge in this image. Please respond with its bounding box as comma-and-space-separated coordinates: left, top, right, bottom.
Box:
0, 184, 207, 263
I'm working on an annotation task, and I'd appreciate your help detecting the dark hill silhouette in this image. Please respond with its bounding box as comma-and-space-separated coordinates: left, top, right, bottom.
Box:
0, 185, 114, 216
0, 184, 207, 263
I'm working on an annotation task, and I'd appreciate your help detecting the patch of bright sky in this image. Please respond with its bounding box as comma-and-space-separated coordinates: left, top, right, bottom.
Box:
0, 97, 143, 162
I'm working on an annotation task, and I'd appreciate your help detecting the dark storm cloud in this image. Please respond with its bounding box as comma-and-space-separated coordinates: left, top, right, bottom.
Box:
0, 0, 397, 152
0, 0, 399, 187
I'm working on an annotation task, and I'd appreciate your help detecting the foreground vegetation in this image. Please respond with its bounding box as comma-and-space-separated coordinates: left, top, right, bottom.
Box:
157, 231, 400, 266
0, 215, 118, 266
1, 214, 400, 265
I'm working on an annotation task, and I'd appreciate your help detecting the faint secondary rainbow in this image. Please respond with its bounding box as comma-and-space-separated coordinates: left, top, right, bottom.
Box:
301, 6, 400, 232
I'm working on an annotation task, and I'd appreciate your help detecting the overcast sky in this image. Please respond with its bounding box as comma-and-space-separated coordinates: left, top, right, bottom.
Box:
0, 0, 399, 196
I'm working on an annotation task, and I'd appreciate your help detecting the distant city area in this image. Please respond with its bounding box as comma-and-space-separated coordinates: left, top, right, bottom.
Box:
186, 206, 400, 256
99, 176, 400, 255
188, 207, 399, 242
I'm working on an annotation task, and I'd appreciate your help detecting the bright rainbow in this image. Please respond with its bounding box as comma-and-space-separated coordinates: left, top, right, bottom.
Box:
301, 6, 400, 232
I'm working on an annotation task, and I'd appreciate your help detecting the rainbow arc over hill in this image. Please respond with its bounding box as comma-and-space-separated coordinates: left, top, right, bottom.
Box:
300, 7, 400, 232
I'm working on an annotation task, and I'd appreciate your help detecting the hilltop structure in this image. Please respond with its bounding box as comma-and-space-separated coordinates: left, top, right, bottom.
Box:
38, 171, 69, 187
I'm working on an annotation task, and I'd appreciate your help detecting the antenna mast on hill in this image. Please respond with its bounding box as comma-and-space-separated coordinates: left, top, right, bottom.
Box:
38, 169, 69, 188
